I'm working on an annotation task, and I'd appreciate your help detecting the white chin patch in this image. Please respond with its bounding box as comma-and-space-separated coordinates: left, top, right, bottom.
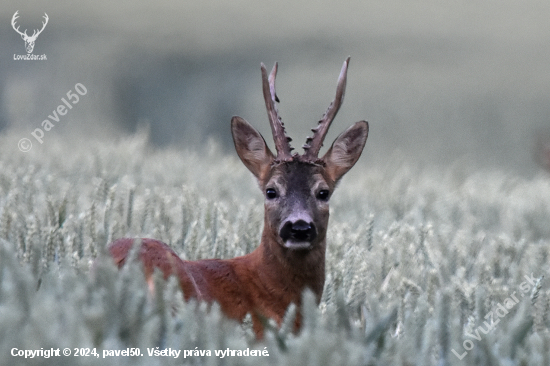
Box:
283, 240, 312, 250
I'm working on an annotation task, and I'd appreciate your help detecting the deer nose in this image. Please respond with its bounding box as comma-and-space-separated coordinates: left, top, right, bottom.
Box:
280, 220, 317, 243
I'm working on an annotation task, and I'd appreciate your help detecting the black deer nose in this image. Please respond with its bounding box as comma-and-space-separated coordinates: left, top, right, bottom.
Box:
280, 220, 317, 243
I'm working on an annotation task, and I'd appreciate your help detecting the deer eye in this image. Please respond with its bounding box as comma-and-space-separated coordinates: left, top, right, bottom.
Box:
316, 190, 330, 201
266, 188, 278, 199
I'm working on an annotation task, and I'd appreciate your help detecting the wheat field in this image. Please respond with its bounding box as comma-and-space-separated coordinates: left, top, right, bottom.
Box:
1, 129, 549, 366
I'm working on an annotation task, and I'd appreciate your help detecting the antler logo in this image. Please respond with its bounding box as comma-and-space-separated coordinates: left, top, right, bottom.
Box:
11, 11, 48, 54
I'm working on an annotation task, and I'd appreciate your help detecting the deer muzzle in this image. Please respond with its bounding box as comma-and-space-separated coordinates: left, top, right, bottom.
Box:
279, 219, 317, 249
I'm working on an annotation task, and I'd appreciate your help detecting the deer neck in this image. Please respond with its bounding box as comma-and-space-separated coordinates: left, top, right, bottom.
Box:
251, 219, 326, 302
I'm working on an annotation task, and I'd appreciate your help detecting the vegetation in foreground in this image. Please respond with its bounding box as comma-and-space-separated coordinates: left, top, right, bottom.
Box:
1, 131, 550, 365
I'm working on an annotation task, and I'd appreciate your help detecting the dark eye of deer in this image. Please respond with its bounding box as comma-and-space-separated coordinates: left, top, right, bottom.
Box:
266, 188, 277, 199
317, 190, 329, 201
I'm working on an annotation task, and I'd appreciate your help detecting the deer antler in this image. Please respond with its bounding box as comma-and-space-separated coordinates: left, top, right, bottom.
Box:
261, 62, 294, 161
11, 11, 27, 37
30, 13, 49, 39
11, 11, 48, 40
302, 57, 350, 159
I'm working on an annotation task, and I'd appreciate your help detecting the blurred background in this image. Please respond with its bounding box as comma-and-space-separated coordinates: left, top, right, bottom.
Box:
1, 0, 550, 174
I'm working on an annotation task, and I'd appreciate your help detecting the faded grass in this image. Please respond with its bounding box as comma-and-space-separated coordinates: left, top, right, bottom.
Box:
1, 130, 550, 365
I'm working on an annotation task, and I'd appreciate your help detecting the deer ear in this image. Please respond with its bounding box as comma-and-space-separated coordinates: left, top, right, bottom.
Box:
322, 121, 369, 182
231, 116, 274, 180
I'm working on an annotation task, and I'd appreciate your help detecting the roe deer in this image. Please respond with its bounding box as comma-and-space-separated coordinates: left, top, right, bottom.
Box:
109, 57, 369, 337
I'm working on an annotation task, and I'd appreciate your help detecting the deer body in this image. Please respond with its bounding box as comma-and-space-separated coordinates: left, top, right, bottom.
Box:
109, 58, 368, 337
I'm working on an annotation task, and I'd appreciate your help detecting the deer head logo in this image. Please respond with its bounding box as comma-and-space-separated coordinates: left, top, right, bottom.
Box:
11, 11, 49, 54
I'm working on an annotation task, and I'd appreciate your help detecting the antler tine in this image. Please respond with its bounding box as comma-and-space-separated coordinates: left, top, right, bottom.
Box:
11, 11, 27, 37
302, 57, 350, 159
33, 13, 49, 38
11, 10, 19, 26
261, 62, 294, 161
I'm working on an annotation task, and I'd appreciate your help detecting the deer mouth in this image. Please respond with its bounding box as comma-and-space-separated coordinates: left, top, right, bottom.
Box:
279, 220, 317, 250
283, 240, 313, 250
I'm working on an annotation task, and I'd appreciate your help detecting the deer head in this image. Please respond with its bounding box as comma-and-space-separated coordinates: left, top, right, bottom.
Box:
231, 58, 368, 269
11, 11, 49, 54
